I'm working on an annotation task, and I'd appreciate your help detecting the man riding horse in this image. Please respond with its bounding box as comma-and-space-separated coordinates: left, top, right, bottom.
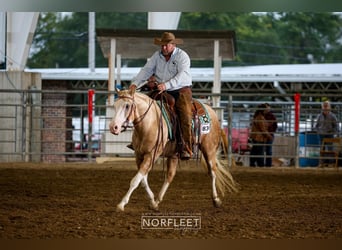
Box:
129, 32, 193, 160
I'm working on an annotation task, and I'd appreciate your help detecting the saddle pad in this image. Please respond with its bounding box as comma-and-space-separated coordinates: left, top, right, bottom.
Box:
156, 100, 174, 140
192, 100, 211, 134
156, 99, 212, 140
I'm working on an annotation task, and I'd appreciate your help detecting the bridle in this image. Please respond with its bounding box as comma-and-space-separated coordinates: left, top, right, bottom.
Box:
117, 94, 154, 132
119, 92, 167, 167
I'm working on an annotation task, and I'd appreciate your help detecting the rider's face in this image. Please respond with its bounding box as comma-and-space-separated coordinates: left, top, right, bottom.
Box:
161, 43, 175, 56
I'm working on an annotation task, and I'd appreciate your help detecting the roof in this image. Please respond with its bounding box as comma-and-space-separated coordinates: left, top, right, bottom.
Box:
24, 63, 342, 82
96, 29, 236, 60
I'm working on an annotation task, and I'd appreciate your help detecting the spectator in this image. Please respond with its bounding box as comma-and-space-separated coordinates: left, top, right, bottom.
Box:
263, 103, 278, 167
249, 104, 273, 167
315, 101, 338, 164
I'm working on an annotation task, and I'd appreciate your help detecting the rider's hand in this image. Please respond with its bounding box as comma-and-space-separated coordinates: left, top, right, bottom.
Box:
157, 83, 166, 93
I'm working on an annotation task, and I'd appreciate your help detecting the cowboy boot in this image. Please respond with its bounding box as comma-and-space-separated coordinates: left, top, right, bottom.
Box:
126, 143, 134, 151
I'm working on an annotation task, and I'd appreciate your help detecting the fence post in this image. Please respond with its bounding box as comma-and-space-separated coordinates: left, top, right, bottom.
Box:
294, 93, 301, 168
22, 91, 28, 162
228, 95, 233, 167
88, 89, 95, 160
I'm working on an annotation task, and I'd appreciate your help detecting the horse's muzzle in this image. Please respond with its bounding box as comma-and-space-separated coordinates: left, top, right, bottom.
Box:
109, 121, 133, 135
109, 121, 121, 135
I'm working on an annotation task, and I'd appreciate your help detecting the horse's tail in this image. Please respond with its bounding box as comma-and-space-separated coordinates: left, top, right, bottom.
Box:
204, 154, 238, 197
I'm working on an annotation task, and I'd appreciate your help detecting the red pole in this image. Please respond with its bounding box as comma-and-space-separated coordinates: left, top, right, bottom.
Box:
294, 93, 300, 133
88, 89, 95, 123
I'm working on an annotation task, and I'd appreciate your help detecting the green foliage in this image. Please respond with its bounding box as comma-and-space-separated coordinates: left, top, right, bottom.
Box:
180, 12, 342, 66
27, 12, 342, 68
28, 12, 147, 68
275, 12, 342, 64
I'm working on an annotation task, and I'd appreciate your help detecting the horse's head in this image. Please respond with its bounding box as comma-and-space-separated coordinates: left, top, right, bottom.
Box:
109, 88, 136, 135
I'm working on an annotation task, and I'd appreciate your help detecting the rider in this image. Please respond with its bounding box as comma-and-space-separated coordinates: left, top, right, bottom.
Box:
129, 32, 193, 160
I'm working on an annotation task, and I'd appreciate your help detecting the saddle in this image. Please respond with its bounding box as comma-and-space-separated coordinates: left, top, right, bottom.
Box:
149, 91, 210, 158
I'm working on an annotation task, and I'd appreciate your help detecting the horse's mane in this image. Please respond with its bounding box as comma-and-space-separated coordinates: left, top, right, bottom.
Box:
118, 90, 153, 103
134, 91, 153, 102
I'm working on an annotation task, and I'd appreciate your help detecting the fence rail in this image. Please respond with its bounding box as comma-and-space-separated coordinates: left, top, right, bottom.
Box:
0, 89, 341, 167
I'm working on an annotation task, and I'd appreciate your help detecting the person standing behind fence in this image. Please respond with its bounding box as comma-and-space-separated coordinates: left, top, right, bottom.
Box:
263, 103, 278, 167
249, 104, 273, 167
315, 101, 338, 163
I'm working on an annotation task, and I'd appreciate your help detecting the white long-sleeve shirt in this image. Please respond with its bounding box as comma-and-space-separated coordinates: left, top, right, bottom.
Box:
132, 47, 192, 91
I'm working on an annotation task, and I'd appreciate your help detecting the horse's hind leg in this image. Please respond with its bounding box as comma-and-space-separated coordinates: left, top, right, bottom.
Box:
209, 161, 222, 207
202, 151, 222, 207
155, 156, 178, 208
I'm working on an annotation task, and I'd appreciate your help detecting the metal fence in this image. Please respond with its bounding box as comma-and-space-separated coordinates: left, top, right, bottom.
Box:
1, 89, 341, 166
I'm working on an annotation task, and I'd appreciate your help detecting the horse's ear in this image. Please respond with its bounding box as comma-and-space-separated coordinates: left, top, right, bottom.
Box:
115, 86, 121, 94
129, 87, 136, 96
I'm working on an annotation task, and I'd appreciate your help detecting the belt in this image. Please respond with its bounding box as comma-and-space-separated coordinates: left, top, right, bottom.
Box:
167, 86, 191, 94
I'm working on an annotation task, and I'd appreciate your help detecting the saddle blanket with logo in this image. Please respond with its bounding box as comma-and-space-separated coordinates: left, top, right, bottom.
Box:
157, 98, 211, 140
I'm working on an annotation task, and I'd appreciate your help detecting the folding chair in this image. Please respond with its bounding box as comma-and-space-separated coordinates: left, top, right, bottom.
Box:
319, 137, 342, 169
231, 128, 251, 164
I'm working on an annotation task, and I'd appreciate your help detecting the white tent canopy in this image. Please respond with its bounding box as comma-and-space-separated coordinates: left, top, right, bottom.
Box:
26, 63, 342, 83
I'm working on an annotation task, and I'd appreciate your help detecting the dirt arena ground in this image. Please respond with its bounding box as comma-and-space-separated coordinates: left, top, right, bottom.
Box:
0, 159, 341, 239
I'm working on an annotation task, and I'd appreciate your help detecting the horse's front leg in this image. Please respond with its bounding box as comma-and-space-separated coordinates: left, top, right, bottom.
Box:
140, 173, 159, 210
117, 155, 158, 212
116, 171, 144, 212
155, 156, 178, 208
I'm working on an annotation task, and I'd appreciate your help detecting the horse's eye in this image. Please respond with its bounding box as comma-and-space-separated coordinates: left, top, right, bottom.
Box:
125, 104, 130, 110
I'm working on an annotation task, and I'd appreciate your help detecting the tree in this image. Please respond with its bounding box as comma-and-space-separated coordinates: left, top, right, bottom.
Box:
27, 12, 342, 68
229, 13, 288, 65
275, 12, 342, 64
180, 12, 342, 65
28, 12, 89, 68
27, 12, 148, 68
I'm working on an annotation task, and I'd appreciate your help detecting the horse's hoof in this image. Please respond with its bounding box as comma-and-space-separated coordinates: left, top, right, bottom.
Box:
116, 204, 125, 212
213, 197, 222, 208
149, 201, 159, 211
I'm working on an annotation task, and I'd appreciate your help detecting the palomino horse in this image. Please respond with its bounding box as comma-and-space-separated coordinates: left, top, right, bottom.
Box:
109, 88, 237, 212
